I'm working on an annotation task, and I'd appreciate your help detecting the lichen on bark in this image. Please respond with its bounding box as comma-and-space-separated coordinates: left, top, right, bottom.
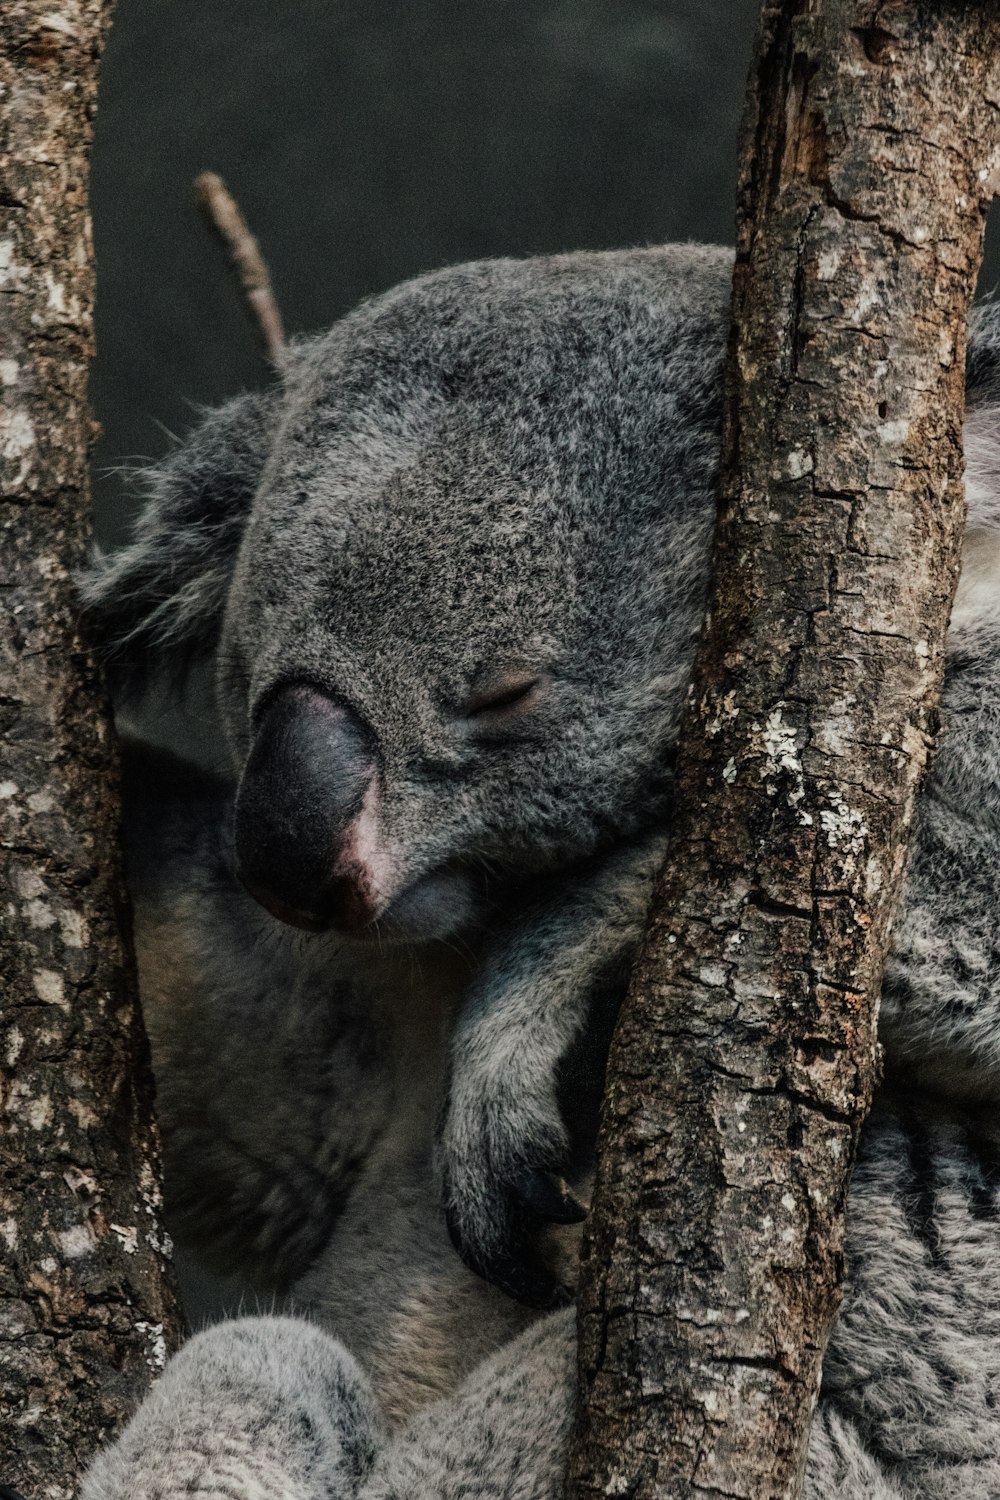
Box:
0, 3, 182, 1493
568, 4, 1000, 1498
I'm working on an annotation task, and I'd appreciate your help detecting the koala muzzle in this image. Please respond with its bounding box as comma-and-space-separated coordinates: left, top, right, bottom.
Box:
234, 683, 378, 933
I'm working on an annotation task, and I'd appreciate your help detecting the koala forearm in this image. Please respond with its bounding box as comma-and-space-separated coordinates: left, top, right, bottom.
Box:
438, 831, 669, 1304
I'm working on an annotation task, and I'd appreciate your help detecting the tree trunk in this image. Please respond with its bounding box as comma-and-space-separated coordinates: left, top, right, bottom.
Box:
0, 4, 183, 1494
567, 4, 1000, 1498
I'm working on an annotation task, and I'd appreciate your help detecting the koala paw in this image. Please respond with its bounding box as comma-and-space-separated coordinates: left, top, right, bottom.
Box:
436, 1058, 587, 1309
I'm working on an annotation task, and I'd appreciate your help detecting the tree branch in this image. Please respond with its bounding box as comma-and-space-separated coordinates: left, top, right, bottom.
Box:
0, 4, 183, 1493
194, 171, 288, 371
567, 3, 1000, 1496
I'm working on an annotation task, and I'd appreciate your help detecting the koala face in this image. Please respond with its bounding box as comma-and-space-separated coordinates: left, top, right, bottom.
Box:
220, 250, 730, 940
86, 246, 734, 941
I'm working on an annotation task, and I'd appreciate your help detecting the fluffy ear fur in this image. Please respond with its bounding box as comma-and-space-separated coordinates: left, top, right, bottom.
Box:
80, 390, 277, 695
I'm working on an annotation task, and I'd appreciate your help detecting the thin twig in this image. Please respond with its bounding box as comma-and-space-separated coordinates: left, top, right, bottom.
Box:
194, 171, 288, 372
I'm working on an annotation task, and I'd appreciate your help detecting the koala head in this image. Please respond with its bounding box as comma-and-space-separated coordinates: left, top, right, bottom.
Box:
85, 246, 732, 942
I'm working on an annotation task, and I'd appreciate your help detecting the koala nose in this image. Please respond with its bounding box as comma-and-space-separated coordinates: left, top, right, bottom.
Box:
234, 683, 378, 933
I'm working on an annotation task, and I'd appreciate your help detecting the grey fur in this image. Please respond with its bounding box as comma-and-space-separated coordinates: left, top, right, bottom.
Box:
79, 246, 1000, 1495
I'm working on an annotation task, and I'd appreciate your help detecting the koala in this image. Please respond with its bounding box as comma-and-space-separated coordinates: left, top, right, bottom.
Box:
78, 244, 1000, 1499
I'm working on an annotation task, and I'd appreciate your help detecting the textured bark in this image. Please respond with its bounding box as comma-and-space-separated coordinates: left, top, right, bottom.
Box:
568, 5, 1000, 1499
0, 4, 182, 1494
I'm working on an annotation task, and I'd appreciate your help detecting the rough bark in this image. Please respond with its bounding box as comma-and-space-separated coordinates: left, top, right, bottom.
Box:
0, 4, 183, 1494
567, 5, 1000, 1498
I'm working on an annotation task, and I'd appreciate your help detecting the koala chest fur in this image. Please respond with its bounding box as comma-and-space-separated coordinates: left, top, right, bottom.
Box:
80, 243, 1000, 1499
129, 778, 471, 1296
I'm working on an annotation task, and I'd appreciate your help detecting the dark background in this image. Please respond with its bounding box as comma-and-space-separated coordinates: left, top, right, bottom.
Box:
89, 0, 1000, 544
87, 0, 755, 542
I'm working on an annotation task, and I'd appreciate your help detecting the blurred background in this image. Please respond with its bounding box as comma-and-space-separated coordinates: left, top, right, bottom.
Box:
89, 0, 762, 542
89, 1, 1000, 544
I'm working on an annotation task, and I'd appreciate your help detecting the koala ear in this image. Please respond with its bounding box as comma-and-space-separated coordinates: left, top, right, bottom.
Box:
81, 390, 276, 695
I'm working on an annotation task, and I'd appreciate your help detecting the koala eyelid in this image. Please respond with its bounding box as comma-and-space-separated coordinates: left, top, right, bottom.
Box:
464, 673, 544, 719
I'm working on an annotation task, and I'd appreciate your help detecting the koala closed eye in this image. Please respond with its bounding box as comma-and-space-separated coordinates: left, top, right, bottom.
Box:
464, 672, 548, 721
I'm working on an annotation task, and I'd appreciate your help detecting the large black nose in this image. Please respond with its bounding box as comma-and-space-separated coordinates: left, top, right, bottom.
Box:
234, 683, 376, 931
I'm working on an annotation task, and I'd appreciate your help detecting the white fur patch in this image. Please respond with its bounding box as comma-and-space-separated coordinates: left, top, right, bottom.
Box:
953, 407, 1000, 635
952, 528, 1000, 634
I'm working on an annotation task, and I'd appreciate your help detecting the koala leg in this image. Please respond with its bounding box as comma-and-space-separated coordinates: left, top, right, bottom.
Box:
84, 1112, 1000, 1500
360, 1309, 576, 1500
804, 1407, 907, 1500
80, 1317, 384, 1500
819, 1094, 1000, 1500
386, 1092, 1000, 1499
359, 1310, 905, 1500
292, 1141, 569, 1428
437, 832, 667, 1308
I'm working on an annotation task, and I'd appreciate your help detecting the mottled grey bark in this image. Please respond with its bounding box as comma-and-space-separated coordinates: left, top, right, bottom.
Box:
568, 4, 1000, 1498
0, 4, 182, 1495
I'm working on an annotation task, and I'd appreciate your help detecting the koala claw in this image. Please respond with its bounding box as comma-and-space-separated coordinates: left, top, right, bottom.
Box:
444, 1187, 574, 1311
440, 1137, 584, 1309
511, 1167, 588, 1226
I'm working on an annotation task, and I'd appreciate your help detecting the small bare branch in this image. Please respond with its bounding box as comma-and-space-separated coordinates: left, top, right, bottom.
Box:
194, 170, 288, 371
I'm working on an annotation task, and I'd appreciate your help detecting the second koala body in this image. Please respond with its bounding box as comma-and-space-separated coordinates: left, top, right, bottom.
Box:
81, 244, 1000, 1497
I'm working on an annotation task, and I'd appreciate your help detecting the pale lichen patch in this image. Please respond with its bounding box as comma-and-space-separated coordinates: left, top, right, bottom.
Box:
32, 969, 66, 1008
815, 694, 857, 758
25, 899, 56, 930
38, 11, 80, 38
703, 689, 740, 737
880, 418, 911, 445
148, 1226, 174, 1258
0, 410, 37, 475
0, 237, 26, 290
56, 1222, 98, 1259
6, 1026, 24, 1066
17, 870, 46, 900
759, 707, 801, 784
753, 704, 813, 824
63, 1166, 99, 1199
27, 1095, 54, 1131
816, 247, 841, 280
43, 272, 68, 315
59, 908, 86, 948
819, 792, 867, 858
67, 1096, 98, 1130
110, 1222, 139, 1255
139, 1158, 165, 1214
35, 554, 67, 582
135, 1320, 168, 1372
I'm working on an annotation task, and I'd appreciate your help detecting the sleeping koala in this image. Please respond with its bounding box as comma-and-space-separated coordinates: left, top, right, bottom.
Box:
80, 244, 1000, 1498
